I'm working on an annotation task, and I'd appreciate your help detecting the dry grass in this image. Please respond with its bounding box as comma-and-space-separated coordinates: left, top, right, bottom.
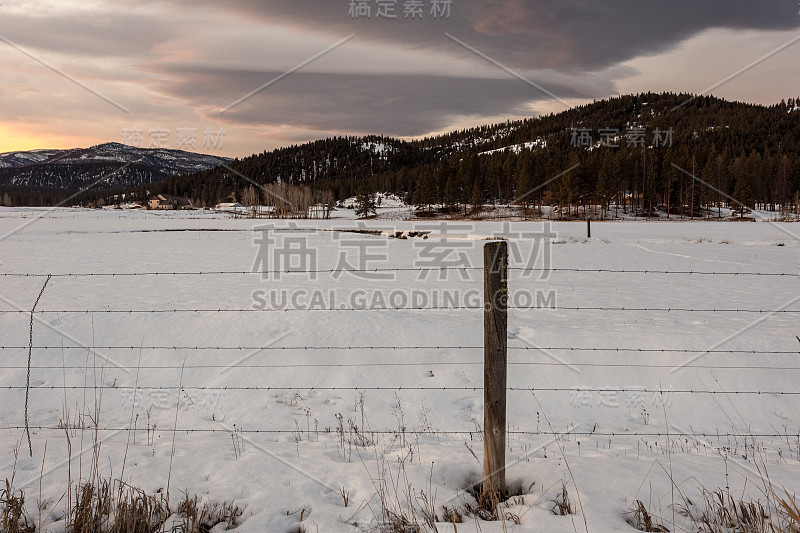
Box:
367, 457, 425, 532
774, 490, 800, 533
3, 474, 168, 533
441, 505, 463, 525
1, 478, 35, 533
70, 480, 108, 532
67, 479, 167, 533
176, 494, 242, 532
464, 483, 505, 521
551, 482, 575, 516
4, 335, 245, 533
461, 490, 531, 526
361, 448, 442, 532
624, 500, 670, 532
112, 482, 166, 533
67, 483, 238, 533
678, 489, 774, 533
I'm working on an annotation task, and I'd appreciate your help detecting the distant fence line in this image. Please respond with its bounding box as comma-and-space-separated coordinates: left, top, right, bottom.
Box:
2, 345, 796, 354
0, 425, 798, 436
4, 385, 800, 395
3, 426, 797, 439
0, 267, 797, 277
0, 306, 797, 314
6, 362, 800, 371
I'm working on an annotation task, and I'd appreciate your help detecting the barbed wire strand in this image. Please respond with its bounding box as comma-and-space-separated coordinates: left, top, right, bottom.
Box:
0, 268, 797, 278
6, 385, 800, 395
3, 426, 796, 438
7, 362, 800, 370
1, 306, 797, 314
2, 345, 796, 354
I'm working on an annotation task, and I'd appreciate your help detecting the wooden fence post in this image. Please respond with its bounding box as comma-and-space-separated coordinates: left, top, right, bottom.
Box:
587, 218, 591, 239
483, 241, 508, 499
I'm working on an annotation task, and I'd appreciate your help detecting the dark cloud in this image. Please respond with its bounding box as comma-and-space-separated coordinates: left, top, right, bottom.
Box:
142, 0, 800, 70
0, 12, 173, 57
5, 0, 798, 154
148, 65, 610, 135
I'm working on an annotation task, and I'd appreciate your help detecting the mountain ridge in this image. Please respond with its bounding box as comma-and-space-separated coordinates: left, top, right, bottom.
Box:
0, 142, 231, 199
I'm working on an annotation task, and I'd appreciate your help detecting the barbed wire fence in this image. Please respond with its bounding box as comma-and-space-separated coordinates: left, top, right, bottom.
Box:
3, 256, 799, 471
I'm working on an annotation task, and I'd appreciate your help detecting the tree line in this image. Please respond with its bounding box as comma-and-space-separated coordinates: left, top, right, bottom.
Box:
151, 93, 800, 217
4, 93, 799, 215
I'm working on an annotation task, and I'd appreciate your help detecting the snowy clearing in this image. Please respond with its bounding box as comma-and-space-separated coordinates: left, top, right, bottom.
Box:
0, 207, 799, 532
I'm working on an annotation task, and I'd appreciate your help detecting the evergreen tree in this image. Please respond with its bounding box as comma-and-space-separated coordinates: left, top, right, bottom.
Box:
414, 168, 437, 212
558, 154, 580, 218
354, 187, 377, 218
470, 176, 483, 217
515, 150, 533, 210
443, 170, 460, 212
732, 175, 753, 217
701, 156, 717, 217
596, 153, 615, 215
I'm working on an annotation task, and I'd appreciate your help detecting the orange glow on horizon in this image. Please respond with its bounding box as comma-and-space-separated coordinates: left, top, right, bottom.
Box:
0, 125, 96, 153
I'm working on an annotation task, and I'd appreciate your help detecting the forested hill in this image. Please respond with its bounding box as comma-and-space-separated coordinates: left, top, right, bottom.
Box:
91, 93, 800, 210
0, 143, 230, 205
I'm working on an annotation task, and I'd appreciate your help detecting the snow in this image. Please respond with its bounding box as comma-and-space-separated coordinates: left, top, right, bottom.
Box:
360, 142, 394, 155
480, 140, 547, 156
0, 150, 59, 168
340, 192, 407, 210
0, 207, 798, 532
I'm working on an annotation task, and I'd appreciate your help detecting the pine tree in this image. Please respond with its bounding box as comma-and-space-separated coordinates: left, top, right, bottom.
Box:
501, 154, 516, 204
470, 176, 483, 217
700, 156, 716, 217
558, 154, 580, 218
443, 171, 460, 212
460, 153, 478, 215
596, 153, 615, 215
414, 169, 436, 213
354, 187, 377, 218
434, 160, 450, 206
732, 175, 753, 217
515, 150, 533, 211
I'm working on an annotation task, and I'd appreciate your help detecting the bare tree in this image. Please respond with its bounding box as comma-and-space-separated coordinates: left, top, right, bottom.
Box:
261, 183, 332, 218
241, 186, 260, 218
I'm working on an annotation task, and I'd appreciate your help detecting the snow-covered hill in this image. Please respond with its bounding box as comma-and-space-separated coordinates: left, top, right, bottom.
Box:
0, 149, 63, 168
0, 142, 230, 191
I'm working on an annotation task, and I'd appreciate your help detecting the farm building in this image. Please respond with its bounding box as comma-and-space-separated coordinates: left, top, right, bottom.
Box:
147, 194, 193, 210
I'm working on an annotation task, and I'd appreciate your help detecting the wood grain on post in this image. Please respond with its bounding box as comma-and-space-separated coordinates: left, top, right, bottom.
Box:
483, 240, 508, 499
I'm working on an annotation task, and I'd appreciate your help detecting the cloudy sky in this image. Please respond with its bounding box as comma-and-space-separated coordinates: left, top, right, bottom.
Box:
1, 0, 799, 157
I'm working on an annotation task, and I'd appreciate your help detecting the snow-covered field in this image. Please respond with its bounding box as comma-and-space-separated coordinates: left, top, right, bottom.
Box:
1, 207, 799, 532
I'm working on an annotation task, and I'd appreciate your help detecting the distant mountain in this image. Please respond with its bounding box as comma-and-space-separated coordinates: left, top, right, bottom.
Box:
0, 149, 64, 169
0, 142, 230, 195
